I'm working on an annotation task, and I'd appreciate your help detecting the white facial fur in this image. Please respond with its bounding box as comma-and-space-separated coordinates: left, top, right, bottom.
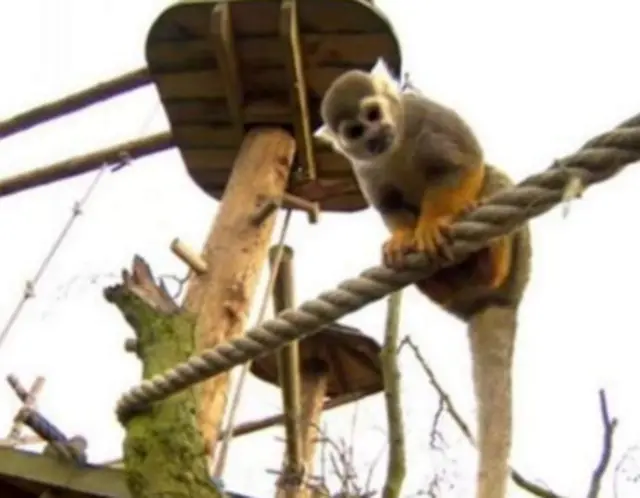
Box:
314, 57, 403, 157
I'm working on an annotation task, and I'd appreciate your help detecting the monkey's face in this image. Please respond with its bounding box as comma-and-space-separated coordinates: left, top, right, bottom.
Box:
318, 71, 403, 163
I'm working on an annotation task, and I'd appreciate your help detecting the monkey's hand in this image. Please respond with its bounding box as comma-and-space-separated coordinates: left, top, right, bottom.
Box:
413, 213, 454, 259
413, 196, 478, 261
412, 164, 484, 260
383, 226, 415, 267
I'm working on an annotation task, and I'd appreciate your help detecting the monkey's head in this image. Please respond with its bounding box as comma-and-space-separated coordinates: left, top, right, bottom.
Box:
315, 66, 403, 163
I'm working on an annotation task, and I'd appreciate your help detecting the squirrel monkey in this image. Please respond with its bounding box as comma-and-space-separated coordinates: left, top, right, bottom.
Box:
315, 60, 531, 498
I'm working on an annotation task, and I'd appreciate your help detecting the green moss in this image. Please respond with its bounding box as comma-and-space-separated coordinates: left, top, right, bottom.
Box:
111, 291, 222, 498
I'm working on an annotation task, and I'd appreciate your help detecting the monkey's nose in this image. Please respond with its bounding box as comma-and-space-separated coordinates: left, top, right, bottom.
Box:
365, 134, 392, 155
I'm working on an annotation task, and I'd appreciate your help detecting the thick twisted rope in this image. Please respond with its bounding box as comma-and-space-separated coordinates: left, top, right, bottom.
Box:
115, 113, 640, 423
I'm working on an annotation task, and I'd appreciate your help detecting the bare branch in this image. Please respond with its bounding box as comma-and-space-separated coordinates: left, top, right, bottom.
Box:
429, 398, 446, 451
399, 336, 565, 498
381, 291, 406, 498
586, 389, 618, 498
613, 445, 640, 498
398, 336, 472, 440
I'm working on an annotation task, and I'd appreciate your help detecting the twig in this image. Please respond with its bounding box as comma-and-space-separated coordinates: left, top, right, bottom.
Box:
158, 272, 191, 300
429, 398, 446, 451
329, 451, 350, 493
363, 443, 387, 495
380, 291, 406, 498
425, 396, 448, 498
312, 423, 366, 496
613, 445, 640, 498
349, 403, 360, 477
399, 336, 565, 498
586, 389, 618, 498
398, 337, 472, 441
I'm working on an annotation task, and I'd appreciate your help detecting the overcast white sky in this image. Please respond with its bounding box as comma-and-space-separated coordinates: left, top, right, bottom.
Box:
2, 1, 640, 497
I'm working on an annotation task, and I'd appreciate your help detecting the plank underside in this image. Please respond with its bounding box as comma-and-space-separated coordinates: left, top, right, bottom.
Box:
146, 0, 402, 212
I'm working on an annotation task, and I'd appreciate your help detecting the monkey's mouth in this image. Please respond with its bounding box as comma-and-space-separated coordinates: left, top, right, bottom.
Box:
365, 130, 394, 155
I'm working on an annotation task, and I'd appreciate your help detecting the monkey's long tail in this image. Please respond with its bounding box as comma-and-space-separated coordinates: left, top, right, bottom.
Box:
468, 305, 517, 498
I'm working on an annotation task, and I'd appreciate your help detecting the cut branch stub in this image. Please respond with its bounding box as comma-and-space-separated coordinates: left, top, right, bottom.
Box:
105, 256, 180, 347
105, 256, 221, 498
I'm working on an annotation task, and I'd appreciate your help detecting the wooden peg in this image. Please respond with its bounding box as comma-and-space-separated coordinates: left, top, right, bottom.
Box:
170, 238, 208, 275
282, 193, 320, 224
251, 199, 281, 226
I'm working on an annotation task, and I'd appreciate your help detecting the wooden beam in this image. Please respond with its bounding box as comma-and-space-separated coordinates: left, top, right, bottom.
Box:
0, 132, 174, 197
0, 447, 257, 498
0, 447, 129, 498
0, 67, 150, 140
280, 0, 317, 181
181, 128, 296, 473
147, 34, 398, 70
218, 388, 380, 440
6, 375, 46, 443
210, 4, 244, 138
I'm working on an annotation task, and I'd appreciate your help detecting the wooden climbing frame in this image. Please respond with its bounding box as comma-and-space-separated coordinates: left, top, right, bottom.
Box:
145, 0, 402, 212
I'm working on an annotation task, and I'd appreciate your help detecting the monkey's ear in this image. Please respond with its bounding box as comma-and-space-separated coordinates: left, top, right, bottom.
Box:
370, 58, 400, 92
313, 124, 338, 149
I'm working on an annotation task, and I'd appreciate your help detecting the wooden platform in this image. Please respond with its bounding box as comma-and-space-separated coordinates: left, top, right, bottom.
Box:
145, 0, 402, 212
0, 447, 252, 498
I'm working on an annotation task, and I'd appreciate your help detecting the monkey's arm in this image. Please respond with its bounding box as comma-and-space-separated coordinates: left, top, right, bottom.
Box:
415, 165, 524, 311
414, 161, 485, 255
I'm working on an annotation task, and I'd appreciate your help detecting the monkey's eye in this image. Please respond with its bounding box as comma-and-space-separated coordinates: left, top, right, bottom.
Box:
343, 123, 364, 140
364, 105, 381, 123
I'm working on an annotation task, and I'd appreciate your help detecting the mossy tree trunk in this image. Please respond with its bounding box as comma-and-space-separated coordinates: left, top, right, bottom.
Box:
104, 256, 222, 498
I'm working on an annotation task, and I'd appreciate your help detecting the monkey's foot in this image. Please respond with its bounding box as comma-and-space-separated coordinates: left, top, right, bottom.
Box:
383, 227, 416, 267
413, 216, 454, 260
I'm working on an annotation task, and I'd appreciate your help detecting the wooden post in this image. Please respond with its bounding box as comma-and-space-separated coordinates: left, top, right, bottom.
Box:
298, 362, 329, 498
181, 127, 296, 471
270, 246, 303, 498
